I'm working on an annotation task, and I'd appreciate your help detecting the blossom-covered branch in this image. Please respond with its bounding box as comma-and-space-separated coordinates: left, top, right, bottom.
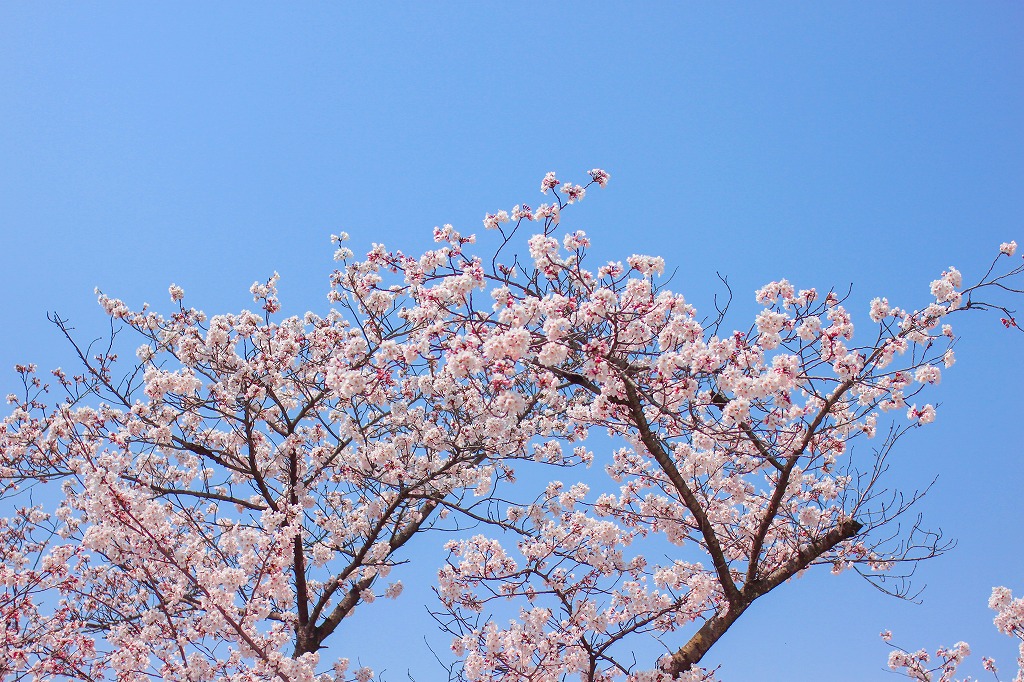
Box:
884, 586, 1023, 682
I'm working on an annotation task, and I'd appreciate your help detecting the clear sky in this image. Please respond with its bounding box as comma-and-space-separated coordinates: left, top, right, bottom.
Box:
1, 4, 1022, 680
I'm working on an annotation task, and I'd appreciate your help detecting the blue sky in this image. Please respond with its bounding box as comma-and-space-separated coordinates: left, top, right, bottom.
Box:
1, 4, 1022, 680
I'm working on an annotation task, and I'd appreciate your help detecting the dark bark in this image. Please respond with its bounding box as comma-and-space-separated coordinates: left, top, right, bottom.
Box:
662, 518, 863, 676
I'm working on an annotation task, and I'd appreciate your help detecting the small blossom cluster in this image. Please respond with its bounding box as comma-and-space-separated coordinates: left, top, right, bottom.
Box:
484, 169, 609, 230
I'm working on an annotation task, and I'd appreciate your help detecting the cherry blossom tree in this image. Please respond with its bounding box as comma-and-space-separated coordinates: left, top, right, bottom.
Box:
421, 177, 1024, 681
1, 170, 1022, 681
0, 215, 592, 679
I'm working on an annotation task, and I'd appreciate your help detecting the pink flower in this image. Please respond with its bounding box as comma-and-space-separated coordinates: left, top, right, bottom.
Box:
563, 230, 591, 250
540, 171, 559, 194
907, 403, 937, 424
627, 254, 666, 276
587, 168, 610, 187
562, 183, 586, 203
483, 210, 510, 230
869, 297, 891, 323
511, 204, 534, 221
